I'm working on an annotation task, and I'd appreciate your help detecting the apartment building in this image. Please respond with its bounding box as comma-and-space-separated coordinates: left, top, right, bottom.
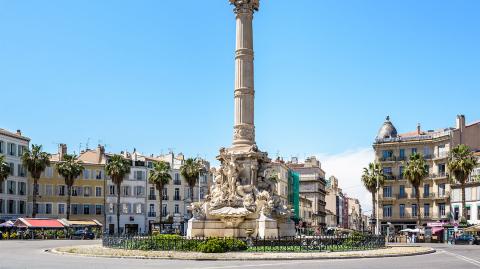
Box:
325, 176, 344, 228
450, 154, 480, 225
0, 129, 29, 222
28, 144, 106, 224
105, 149, 148, 234
270, 158, 291, 207
287, 156, 327, 228
374, 115, 480, 233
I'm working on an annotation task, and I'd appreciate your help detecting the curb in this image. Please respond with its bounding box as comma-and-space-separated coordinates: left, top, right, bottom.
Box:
48, 246, 436, 261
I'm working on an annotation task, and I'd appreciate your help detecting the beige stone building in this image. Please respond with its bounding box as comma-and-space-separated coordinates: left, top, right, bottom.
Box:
29, 144, 106, 225
287, 156, 327, 228
374, 115, 480, 233
270, 158, 290, 207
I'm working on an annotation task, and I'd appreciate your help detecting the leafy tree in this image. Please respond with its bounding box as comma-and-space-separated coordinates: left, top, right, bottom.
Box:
22, 145, 51, 218
56, 154, 84, 220
448, 144, 478, 222
180, 158, 203, 202
361, 162, 385, 231
403, 153, 428, 227
105, 154, 131, 234
0, 155, 10, 188
148, 161, 171, 224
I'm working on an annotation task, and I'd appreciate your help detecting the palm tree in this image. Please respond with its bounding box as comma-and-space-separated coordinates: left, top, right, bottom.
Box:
22, 144, 50, 218
180, 158, 202, 202
448, 144, 478, 222
56, 154, 84, 220
105, 154, 131, 234
361, 162, 385, 231
403, 153, 428, 227
148, 161, 171, 225
0, 155, 10, 190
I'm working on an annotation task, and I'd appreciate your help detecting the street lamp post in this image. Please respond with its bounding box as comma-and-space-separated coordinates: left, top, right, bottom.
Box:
376, 162, 380, 236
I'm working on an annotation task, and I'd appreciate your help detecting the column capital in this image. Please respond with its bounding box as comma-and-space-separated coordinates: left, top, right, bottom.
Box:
229, 0, 259, 14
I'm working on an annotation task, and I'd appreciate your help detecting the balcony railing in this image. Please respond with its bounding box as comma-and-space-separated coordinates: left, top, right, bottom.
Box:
162, 195, 169, 201
148, 195, 156, 200
397, 193, 408, 199
434, 152, 449, 159
148, 212, 156, 217
173, 196, 181, 201
380, 156, 396, 162
173, 180, 182, 185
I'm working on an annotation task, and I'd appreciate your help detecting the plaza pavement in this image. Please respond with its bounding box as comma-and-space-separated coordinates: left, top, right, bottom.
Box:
0, 240, 479, 269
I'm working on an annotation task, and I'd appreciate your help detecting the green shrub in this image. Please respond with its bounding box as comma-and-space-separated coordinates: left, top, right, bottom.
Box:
224, 238, 247, 251
153, 234, 182, 240
343, 232, 367, 247
197, 238, 227, 253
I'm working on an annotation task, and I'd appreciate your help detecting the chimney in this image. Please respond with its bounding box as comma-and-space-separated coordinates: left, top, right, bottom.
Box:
456, 115, 466, 130
58, 144, 67, 161
417, 123, 421, 135
97, 144, 105, 163
16, 130, 22, 136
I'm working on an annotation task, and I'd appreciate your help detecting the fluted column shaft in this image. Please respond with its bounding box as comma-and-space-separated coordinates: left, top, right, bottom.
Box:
232, 1, 257, 148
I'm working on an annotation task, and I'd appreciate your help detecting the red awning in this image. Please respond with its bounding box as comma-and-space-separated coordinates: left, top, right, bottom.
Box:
432, 226, 444, 234
14, 218, 65, 229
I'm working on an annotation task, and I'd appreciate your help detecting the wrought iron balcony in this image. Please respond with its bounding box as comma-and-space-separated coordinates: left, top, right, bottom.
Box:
148, 212, 156, 217
148, 195, 156, 200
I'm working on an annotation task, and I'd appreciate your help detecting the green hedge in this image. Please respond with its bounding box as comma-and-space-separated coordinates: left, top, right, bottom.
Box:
124, 236, 247, 253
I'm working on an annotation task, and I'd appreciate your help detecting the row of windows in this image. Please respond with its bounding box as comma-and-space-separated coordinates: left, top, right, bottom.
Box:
42, 167, 104, 180
33, 203, 103, 215
0, 199, 26, 215
451, 187, 480, 202
0, 181, 27, 196
147, 203, 181, 215
383, 164, 446, 179
382, 145, 447, 160
107, 203, 145, 214
452, 206, 480, 221
3, 163, 27, 178
383, 203, 445, 218
0, 141, 26, 157
383, 184, 446, 198
108, 185, 145, 197
30, 184, 103, 198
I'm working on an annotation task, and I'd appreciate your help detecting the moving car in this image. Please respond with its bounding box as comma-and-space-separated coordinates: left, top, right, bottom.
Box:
71, 230, 95, 240
454, 234, 479, 245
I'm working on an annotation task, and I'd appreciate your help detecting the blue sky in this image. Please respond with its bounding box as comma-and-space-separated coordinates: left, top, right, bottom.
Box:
1, 1, 479, 208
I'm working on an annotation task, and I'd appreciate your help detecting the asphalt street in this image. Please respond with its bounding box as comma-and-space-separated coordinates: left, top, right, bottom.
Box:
0, 240, 479, 269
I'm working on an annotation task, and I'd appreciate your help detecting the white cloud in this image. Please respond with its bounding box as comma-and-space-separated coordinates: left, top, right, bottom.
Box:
313, 148, 375, 214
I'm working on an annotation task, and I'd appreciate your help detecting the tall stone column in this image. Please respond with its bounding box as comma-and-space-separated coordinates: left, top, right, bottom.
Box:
230, 0, 259, 148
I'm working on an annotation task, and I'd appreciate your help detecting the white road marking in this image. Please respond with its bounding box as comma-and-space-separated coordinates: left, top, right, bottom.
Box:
440, 249, 480, 268
186, 259, 340, 269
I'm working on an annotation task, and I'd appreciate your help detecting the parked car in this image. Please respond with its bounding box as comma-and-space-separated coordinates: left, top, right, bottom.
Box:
454, 234, 479, 245
71, 230, 95, 240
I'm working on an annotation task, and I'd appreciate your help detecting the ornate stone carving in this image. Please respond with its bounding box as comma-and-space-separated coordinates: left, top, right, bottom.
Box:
229, 0, 259, 13
233, 125, 255, 142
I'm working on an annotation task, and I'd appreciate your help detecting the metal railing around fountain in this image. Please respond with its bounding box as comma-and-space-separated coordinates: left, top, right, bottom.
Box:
102, 234, 386, 252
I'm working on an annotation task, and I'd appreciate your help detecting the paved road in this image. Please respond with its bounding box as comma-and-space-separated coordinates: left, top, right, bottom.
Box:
0, 240, 479, 269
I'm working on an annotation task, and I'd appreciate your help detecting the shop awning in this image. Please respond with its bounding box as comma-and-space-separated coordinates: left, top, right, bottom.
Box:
59, 219, 102, 227
464, 225, 480, 232
432, 226, 444, 234
14, 218, 65, 229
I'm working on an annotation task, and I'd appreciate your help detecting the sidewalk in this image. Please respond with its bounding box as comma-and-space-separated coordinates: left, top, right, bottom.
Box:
51, 244, 435, 260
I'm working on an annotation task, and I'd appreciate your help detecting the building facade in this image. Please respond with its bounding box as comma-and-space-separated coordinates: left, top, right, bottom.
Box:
0, 129, 29, 222
28, 144, 106, 224
270, 158, 291, 208
145, 152, 211, 235
287, 156, 327, 228
450, 156, 480, 225
374, 115, 480, 233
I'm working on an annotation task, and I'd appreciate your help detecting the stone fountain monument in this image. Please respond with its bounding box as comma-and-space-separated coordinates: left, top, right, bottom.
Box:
187, 0, 295, 238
